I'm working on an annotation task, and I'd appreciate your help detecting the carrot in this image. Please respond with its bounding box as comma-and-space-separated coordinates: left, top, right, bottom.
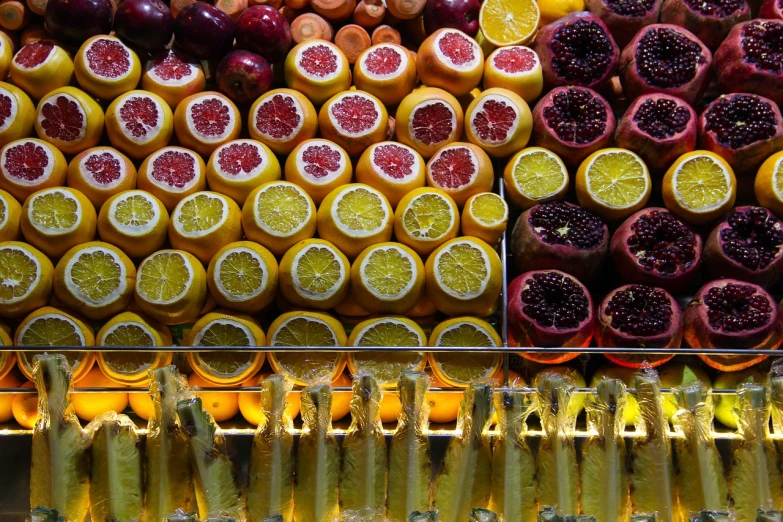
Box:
279, 4, 302, 22
334, 24, 370, 64
311, 0, 355, 21
386, 0, 425, 19
214, 0, 247, 20
284, 0, 309, 8
291, 12, 333, 43
371, 24, 401, 45
249, 0, 281, 6
24, 0, 43, 16
353, 0, 385, 29
0, 0, 28, 31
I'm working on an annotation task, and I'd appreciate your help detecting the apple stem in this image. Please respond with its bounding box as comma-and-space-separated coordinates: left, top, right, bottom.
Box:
334, 23, 371, 64
291, 12, 333, 43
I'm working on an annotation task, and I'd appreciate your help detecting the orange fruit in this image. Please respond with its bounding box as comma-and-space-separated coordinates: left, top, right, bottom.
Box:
396, 86, 464, 159
355, 141, 426, 207
319, 90, 389, 157
72, 367, 129, 422
12, 380, 38, 429
662, 151, 737, 226
137, 146, 207, 211
0, 138, 66, 202
426, 373, 462, 424
284, 39, 352, 106
405, 292, 439, 318
0, 187, 20, 241
206, 139, 281, 206
464, 87, 533, 158
173, 91, 241, 157
168, 191, 243, 264
331, 372, 352, 422
0, 241, 54, 318
188, 372, 239, 423
74, 35, 141, 101
105, 90, 174, 160
0, 31, 13, 82
379, 392, 402, 423
134, 249, 208, 325
0, 82, 35, 147
416, 28, 484, 97
21, 187, 97, 259
248, 88, 318, 155
461, 192, 509, 245
238, 372, 301, 425
284, 138, 352, 205
0, 371, 21, 422
425, 142, 494, 206
334, 293, 370, 318
67, 147, 137, 208
141, 49, 206, 109
354, 43, 418, 106
279, 238, 350, 310
10, 40, 74, 100
755, 150, 783, 218
483, 46, 543, 103
479, 0, 540, 47
128, 386, 154, 421
35, 86, 105, 155
97, 189, 169, 259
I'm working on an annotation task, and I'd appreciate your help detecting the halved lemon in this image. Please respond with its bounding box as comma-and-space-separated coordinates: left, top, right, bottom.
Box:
576, 148, 651, 222
169, 191, 242, 264
133, 249, 207, 325
351, 242, 424, 314
503, 147, 568, 209
279, 238, 350, 310
207, 241, 278, 314
242, 181, 317, 256
97, 189, 169, 259
461, 192, 509, 246
663, 151, 737, 226
394, 187, 460, 256
0, 241, 53, 318
755, 150, 783, 219
479, 0, 540, 46
428, 317, 502, 388
0, 325, 16, 381
21, 187, 97, 258
185, 311, 266, 386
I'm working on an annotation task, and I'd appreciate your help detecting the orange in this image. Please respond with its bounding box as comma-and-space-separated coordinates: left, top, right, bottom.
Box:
319, 90, 389, 157
395, 86, 464, 159
128, 386, 154, 421
0, 32, 13, 82
188, 372, 239, 423
173, 91, 241, 157
20, 187, 97, 259
248, 88, 318, 155
0, 241, 54, 318
10, 40, 74, 100
71, 367, 129, 422
284, 40, 352, 106
35, 87, 105, 155
479, 0, 540, 47
426, 373, 462, 424
137, 146, 207, 212
238, 372, 301, 426
206, 139, 281, 206
12, 380, 37, 429
0, 188, 21, 241
66, 147, 137, 208
141, 49, 206, 109
207, 241, 279, 314
331, 372, 352, 422
0, 371, 21, 422
425, 142, 494, 207
355, 141, 426, 207
284, 139, 352, 205
379, 392, 402, 423
662, 151, 736, 226
0, 138, 67, 202
461, 192, 509, 245
464, 87, 533, 158
105, 90, 174, 160
416, 29, 484, 97
483, 46, 543, 103
74, 35, 141, 101
354, 43, 418, 106
0, 82, 35, 147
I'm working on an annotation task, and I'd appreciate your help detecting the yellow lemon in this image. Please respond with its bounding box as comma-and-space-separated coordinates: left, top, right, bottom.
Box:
207, 241, 279, 314
168, 191, 243, 264
133, 249, 207, 325
662, 151, 736, 226
279, 238, 350, 310
350, 242, 425, 314
20, 187, 97, 258
97, 189, 169, 259
0, 240, 52, 318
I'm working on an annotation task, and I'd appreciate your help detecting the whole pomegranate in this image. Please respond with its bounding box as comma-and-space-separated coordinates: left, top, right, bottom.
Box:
585, 0, 662, 48
659, 0, 750, 50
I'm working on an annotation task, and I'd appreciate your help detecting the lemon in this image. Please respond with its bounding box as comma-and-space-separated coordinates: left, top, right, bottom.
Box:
317, 183, 394, 259
755, 151, 783, 218
503, 147, 569, 209
279, 238, 350, 310
394, 187, 460, 256
267, 311, 347, 386
0, 241, 53, 318
351, 242, 424, 314
428, 317, 502, 388
53, 241, 136, 320
169, 191, 243, 264
537, 0, 584, 25
461, 193, 509, 246
576, 148, 652, 222
21, 187, 97, 258
479, 0, 539, 46
425, 237, 503, 316
207, 241, 278, 314
242, 181, 317, 256
662, 151, 737, 226
185, 311, 266, 386
97, 190, 169, 259
134, 249, 207, 325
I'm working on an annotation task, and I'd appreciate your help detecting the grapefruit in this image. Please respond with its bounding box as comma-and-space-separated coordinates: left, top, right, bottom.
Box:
10, 40, 74, 100
141, 49, 206, 109
464, 87, 532, 158
284, 138, 352, 205
0, 138, 66, 201
66, 146, 137, 207
74, 35, 141, 100
137, 146, 206, 211
354, 43, 418, 106
416, 28, 484, 96
395, 86, 464, 158
105, 90, 174, 160
34, 86, 104, 155
206, 139, 282, 206
0, 82, 34, 147
355, 141, 426, 207
173, 91, 241, 156
425, 142, 494, 206
248, 88, 318, 155
283, 39, 352, 106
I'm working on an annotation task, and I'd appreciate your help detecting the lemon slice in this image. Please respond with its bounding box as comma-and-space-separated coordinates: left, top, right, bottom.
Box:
134, 249, 207, 325
479, 0, 540, 46
351, 242, 425, 314
504, 147, 569, 209
279, 238, 349, 310
428, 317, 502, 388
207, 241, 278, 314
394, 187, 460, 256
0, 241, 53, 318
243, 181, 317, 256
663, 151, 737, 225
576, 148, 651, 222
346, 316, 427, 387
461, 192, 509, 245
21, 187, 97, 258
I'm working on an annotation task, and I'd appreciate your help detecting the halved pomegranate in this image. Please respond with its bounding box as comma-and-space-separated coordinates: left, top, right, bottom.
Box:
508, 270, 594, 364
704, 206, 783, 289
685, 279, 782, 370
531, 86, 615, 168
511, 200, 609, 282
610, 207, 703, 292
584, 0, 663, 48
619, 24, 712, 105
597, 284, 682, 368
698, 93, 783, 175
660, 0, 750, 50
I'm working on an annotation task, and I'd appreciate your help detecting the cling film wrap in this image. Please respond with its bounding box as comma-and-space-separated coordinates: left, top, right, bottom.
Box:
331, 507, 386, 522
176, 394, 246, 522
629, 516, 657, 522
85, 411, 144, 522
163, 510, 200, 522
537, 507, 561, 521
730, 384, 783, 522
580, 378, 629, 522
339, 374, 388, 513
248, 374, 295, 522
407, 511, 439, 521
388, 370, 432, 522
146, 365, 194, 521
688, 511, 731, 522
433, 383, 493, 522
294, 384, 340, 522
564, 517, 597, 522
489, 390, 537, 522
671, 382, 729, 517
768, 372, 783, 436
28, 508, 65, 522
30, 353, 90, 522
757, 511, 783, 521
469, 508, 499, 521
630, 372, 677, 522
260, 516, 285, 522
536, 374, 579, 517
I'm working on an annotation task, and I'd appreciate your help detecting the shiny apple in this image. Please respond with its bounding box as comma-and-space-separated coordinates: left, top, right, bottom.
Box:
174, 2, 236, 60
44, 0, 113, 44
235, 5, 291, 64
115, 0, 174, 54
216, 50, 273, 105
423, 0, 480, 37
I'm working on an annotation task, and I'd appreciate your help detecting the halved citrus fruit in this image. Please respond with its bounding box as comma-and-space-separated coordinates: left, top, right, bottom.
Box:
755, 150, 783, 218
249, 88, 318, 155
355, 141, 426, 207
0, 241, 52, 318
141, 50, 206, 109
465, 87, 533, 158
67, 146, 137, 208
20, 187, 97, 258
461, 192, 509, 245
10, 40, 74, 100
206, 139, 281, 206
74, 35, 141, 101
354, 43, 418, 106
284, 138, 352, 205
97, 189, 169, 259
416, 28, 484, 97
479, 0, 540, 46
0, 188, 20, 241
318, 90, 389, 157
576, 148, 652, 222
207, 241, 278, 314
0, 82, 35, 147
663, 150, 737, 225
105, 90, 174, 160
133, 249, 207, 325
351, 242, 424, 314
334, 293, 371, 318
284, 40, 352, 106
0, 138, 66, 202
169, 191, 242, 264
503, 147, 568, 209
428, 316, 502, 388
34, 86, 104, 155
394, 187, 460, 256
279, 238, 350, 310
137, 146, 206, 211
173, 91, 241, 156
425, 142, 494, 207
483, 46, 543, 103
395, 86, 464, 158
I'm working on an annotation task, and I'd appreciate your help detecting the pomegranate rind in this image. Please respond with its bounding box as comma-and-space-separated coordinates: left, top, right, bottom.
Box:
284, 138, 352, 205
0, 82, 35, 148
417, 28, 485, 97
141, 50, 206, 109
206, 139, 282, 206
74, 35, 141, 101
0, 138, 66, 202
659, 0, 750, 50
425, 142, 494, 207
395, 86, 464, 159
137, 146, 207, 211
465, 87, 532, 158
283, 40, 352, 106
10, 42, 74, 101
34, 86, 105, 156
105, 90, 174, 160
584, 0, 663, 48
174, 91, 241, 157
66, 146, 137, 207
318, 90, 389, 157
249, 88, 317, 156
354, 43, 418, 106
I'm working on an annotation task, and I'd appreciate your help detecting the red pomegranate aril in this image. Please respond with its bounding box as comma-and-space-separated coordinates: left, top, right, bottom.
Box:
584, 0, 662, 48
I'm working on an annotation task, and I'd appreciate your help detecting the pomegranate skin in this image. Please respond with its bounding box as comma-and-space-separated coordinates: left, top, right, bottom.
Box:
704, 206, 783, 289
585, 0, 663, 48
759, 0, 783, 19
619, 24, 713, 105
614, 93, 697, 174
714, 20, 783, 107
659, 0, 751, 50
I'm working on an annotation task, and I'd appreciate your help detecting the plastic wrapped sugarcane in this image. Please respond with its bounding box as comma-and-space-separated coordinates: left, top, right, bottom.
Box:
470, 508, 499, 521
333, 507, 385, 521
163, 511, 199, 522
536, 374, 579, 516
433, 383, 493, 522
757, 510, 783, 521
146, 366, 193, 521
247, 375, 295, 522
294, 384, 340, 522
536, 509, 595, 522
261, 516, 284, 522
672, 382, 729, 517
580, 378, 629, 522
29, 354, 90, 522
629, 516, 656, 522
28, 508, 65, 522
408, 511, 438, 521
489, 390, 537, 521
630, 373, 677, 522
689, 511, 731, 521
768, 372, 783, 455
729, 384, 783, 521
87, 412, 144, 521
177, 396, 246, 521
388, 371, 432, 522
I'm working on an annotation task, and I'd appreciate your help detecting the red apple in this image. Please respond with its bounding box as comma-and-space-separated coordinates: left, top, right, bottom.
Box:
216, 50, 273, 105
44, 0, 113, 44
236, 5, 292, 64
115, 0, 174, 54
174, 2, 236, 60
423, 0, 480, 37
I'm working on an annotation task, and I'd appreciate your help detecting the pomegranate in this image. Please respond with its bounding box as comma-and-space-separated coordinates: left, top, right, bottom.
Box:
597, 284, 682, 368
614, 94, 697, 174
619, 24, 713, 105
610, 207, 703, 292
531, 86, 615, 168
714, 20, 783, 106
584, 0, 662, 48
511, 200, 609, 282
660, 0, 750, 50
704, 206, 783, 289
760, 0, 783, 19
532, 11, 620, 90
685, 279, 782, 370
508, 270, 594, 364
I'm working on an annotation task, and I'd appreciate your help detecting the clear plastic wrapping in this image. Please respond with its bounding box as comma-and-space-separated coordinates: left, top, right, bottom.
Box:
86, 411, 144, 521
163, 510, 199, 522
29, 353, 90, 522
248, 374, 295, 522
388, 371, 432, 522
688, 511, 731, 521
757, 511, 783, 521
489, 390, 537, 521
580, 378, 629, 522
469, 507, 499, 521
537, 508, 595, 521
28, 507, 65, 522
407, 511, 438, 521
331, 507, 386, 521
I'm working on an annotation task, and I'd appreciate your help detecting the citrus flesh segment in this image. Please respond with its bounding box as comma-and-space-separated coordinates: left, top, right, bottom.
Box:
137, 251, 192, 303
673, 155, 733, 212
294, 244, 345, 298
469, 193, 507, 226
190, 320, 262, 383
174, 193, 226, 235
268, 314, 345, 385
110, 192, 158, 232
510, 149, 568, 201
29, 189, 80, 232
98, 319, 171, 386
480, 0, 540, 46
584, 151, 649, 209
